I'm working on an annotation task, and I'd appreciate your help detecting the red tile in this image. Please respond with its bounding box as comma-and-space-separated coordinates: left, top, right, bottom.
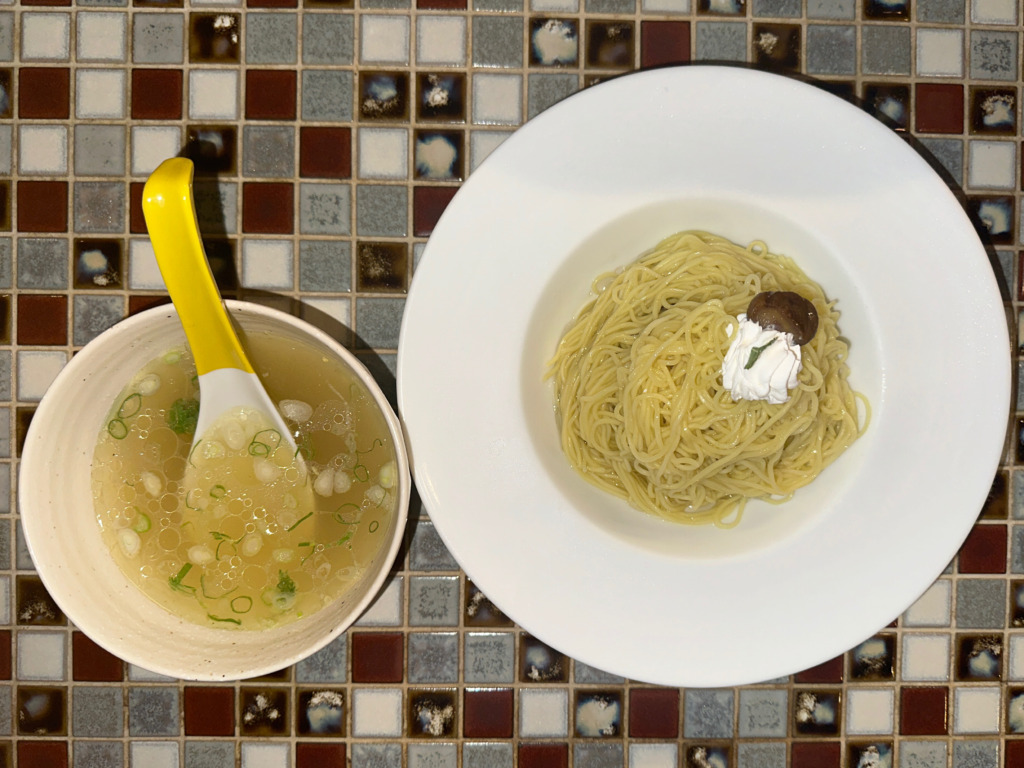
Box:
958, 523, 1007, 573
72, 632, 123, 682
248, 0, 297, 7
246, 70, 297, 119
297, 743, 345, 768
18, 68, 70, 118
1006, 740, 1024, 767
0, 181, 9, 231
899, 687, 947, 734
131, 69, 183, 120
17, 181, 68, 233
791, 742, 838, 768
17, 295, 67, 345
794, 655, 844, 683
417, 0, 467, 7
413, 186, 458, 237
129, 182, 147, 234
915, 83, 964, 133
628, 687, 679, 737
129, 295, 172, 315
0, 631, 9, 680
18, 742, 67, 768
640, 21, 690, 68
464, 688, 513, 738
241, 182, 294, 234
519, 744, 568, 768
22, 0, 70, 6
184, 686, 236, 736
351, 632, 404, 683
300, 127, 352, 179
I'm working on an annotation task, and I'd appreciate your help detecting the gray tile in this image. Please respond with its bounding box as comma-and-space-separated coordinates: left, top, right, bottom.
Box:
0, 239, 10, 289
475, 0, 523, 9
15, 519, 32, 569
806, 0, 854, 18
952, 741, 998, 768
299, 240, 351, 291
73, 686, 123, 737
296, 634, 347, 682
918, 137, 963, 186
862, 25, 910, 74
0, 350, 11, 401
805, 25, 856, 75
527, 73, 578, 119
246, 13, 298, 64
0, 473, 10, 515
694, 21, 747, 62
585, 0, 634, 9
352, 743, 402, 768
17, 239, 68, 289
0, 125, 10, 174
75, 125, 126, 176
75, 742, 125, 768
408, 632, 458, 682
193, 181, 238, 236
302, 70, 353, 121
1011, 524, 1024, 572
0, 409, 9, 460
0, 686, 9, 735
916, 0, 963, 20
574, 744, 623, 768
74, 295, 124, 347
1014, 470, 1024, 519
955, 579, 1006, 627
753, 0, 801, 15
79, 0, 128, 7
409, 518, 459, 571
464, 743, 513, 768
898, 741, 947, 768
465, 632, 515, 682
737, 743, 787, 768
74, 182, 125, 233
0, 12, 13, 60
355, 185, 408, 236
355, 297, 406, 349
303, 14, 354, 64
128, 687, 179, 737
132, 12, 184, 64
473, 17, 524, 67
738, 689, 788, 737
970, 31, 1018, 81
185, 742, 236, 768
242, 125, 295, 178
299, 183, 351, 236
409, 575, 460, 626
683, 689, 734, 738
361, 0, 411, 8
409, 743, 457, 768
574, 662, 624, 684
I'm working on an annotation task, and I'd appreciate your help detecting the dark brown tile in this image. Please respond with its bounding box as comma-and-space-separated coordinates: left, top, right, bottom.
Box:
863, 83, 909, 130
17, 688, 66, 735
23, 0, 71, 6
128, 295, 172, 315
408, 689, 457, 738
134, 0, 184, 7
351, 632, 404, 683
297, 689, 344, 736
129, 182, 147, 234
17, 181, 68, 233
184, 686, 235, 736
847, 744, 892, 768
359, 72, 409, 121
519, 744, 568, 768
899, 687, 947, 734
413, 186, 458, 237
190, 13, 240, 62
967, 194, 1015, 245
629, 688, 678, 738
793, 690, 841, 736
1006, 740, 1024, 766
72, 631, 124, 682
864, 0, 908, 18
18, 68, 70, 118
520, 635, 568, 683
697, 0, 745, 13
418, 0, 466, 8
794, 654, 844, 683
239, 688, 289, 736
246, 70, 297, 120
915, 83, 963, 133
251, 0, 297, 7
640, 20, 690, 68
956, 634, 1002, 680
464, 688, 513, 738
185, 125, 237, 175
958, 523, 1007, 573
0, 181, 10, 232
17, 295, 67, 345
0, 70, 11, 118
297, 743, 345, 768
73, 240, 123, 290
752, 23, 800, 70
17, 742, 67, 768
585, 21, 634, 69
529, 18, 579, 67
16, 407, 35, 458
465, 580, 513, 627
575, 690, 622, 737
981, 470, 1009, 518
299, 127, 351, 179
0, 631, 10, 680
685, 746, 729, 768
203, 239, 239, 292
241, 182, 294, 233
356, 242, 408, 292
849, 634, 895, 680
302, 0, 350, 7
791, 742, 839, 768
250, 667, 291, 683
417, 73, 466, 122
131, 69, 183, 119
969, 86, 1016, 135
16, 575, 65, 626
414, 131, 463, 181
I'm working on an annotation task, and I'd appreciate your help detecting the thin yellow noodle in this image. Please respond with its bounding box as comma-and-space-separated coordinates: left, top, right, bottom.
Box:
546, 230, 868, 527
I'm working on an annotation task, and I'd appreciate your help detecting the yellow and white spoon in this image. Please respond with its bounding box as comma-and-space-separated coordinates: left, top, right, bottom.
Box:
141, 157, 299, 455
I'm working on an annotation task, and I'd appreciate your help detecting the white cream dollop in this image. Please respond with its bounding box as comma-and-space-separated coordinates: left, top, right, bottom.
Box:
721, 314, 802, 404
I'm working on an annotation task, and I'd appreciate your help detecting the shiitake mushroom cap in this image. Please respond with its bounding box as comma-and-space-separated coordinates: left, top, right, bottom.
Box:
746, 291, 819, 345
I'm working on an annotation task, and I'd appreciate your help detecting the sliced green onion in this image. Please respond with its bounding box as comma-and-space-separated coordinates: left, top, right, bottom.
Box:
248, 429, 282, 457
231, 595, 253, 614
368, 520, 379, 533
107, 419, 128, 439
286, 511, 313, 532
353, 464, 369, 483
207, 613, 242, 626
209, 484, 227, 499
332, 503, 360, 525
132, 511, 151, 533
118, 392, 142, 419
201, 575, 239, 600
168, 563, 195, 594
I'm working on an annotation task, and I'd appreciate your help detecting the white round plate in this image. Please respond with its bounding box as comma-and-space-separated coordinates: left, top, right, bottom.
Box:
397, 65, 1010, 686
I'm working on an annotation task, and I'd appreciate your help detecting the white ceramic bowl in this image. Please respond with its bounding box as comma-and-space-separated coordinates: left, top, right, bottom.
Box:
20, 301, 410, 681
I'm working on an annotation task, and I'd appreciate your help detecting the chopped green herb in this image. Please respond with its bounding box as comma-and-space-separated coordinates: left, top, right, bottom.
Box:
107, 419, 128, 439
167, 397, 200, 435
744, 339, 776, 370
277, 570, 296, 595
168, 563, 196, 594
248, 429, 282, 457
207, 613, 242, 626
209, 484, 227, 499
286, 511, 313, 532
231, 595, 253, 614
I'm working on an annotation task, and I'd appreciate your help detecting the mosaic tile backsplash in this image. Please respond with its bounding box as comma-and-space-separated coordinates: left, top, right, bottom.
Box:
0, 0, 1021, 760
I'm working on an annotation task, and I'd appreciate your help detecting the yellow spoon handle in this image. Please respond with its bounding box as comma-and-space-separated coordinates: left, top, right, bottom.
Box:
141, 158, 254, 377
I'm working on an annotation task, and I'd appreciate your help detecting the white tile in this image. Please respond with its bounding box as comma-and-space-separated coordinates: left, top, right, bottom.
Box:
18, 126, 67, 175
130, 742, 179, 768
916, 28, 964, 77
968, 140, 1016, 189
17, 351, 67, 402
240, 743, 289, 768
846, 689, 893, 735
17, 630, 66, 680
77, 12, 127, 61
129, 239, 166, 290
361, 15, 410, 64
128, 664, 175, 682
131, 127, 182, 176
352, 689, 403, 737
189, 70, 239, 120
358, 128, 409, 179
417, 16, 467, 65
355, 575, 402, 626
971, 0, 1018, 23
1009, 635, 1024, 680
76, 69, 126, 119
530, 0, 579, 10
953, 687, 1001, 733
241, 240, 293, 289
300, 297, 352, 332
629, 744, 677, 768
21, 12, 70, 60
902, 579, 951, 626
642, 0, 691, 10
901, 634, 950, 681
470, 130, 512, 172
472, 74, 523, 125
520, 689, 568, 737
